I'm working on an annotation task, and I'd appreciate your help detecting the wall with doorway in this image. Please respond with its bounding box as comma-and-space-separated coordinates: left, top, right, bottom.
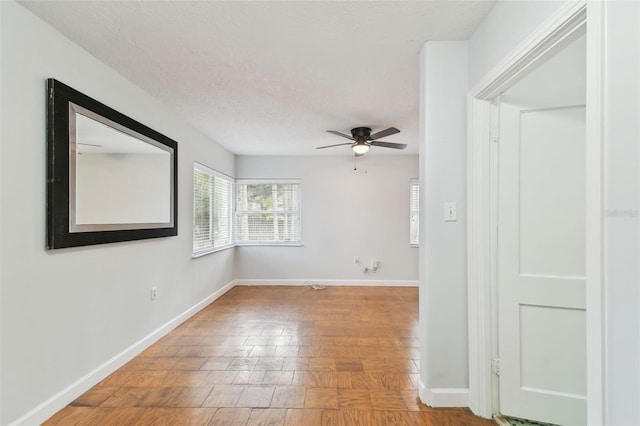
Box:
416, 0, 585, 413
466, 1, 640, 424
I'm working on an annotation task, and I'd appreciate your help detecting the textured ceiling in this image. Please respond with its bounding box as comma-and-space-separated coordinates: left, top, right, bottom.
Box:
20, 1, 495, 156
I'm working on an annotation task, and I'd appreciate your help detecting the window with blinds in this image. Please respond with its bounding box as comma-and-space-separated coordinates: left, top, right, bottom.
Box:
193, 163, 234, 256
410, 179, 419, 246
235, 180, 302, 245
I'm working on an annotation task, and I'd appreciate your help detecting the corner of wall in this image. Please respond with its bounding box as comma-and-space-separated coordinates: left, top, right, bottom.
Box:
11, 281, 236, 426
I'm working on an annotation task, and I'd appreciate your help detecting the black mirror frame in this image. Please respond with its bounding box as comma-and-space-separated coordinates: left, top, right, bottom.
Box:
47, 79, 178, 249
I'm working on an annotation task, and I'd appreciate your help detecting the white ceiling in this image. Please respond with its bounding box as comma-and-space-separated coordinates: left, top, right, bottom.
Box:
20, 0, 495, 157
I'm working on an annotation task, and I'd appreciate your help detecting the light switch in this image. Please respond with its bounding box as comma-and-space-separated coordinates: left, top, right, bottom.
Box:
444, 202, 457, 222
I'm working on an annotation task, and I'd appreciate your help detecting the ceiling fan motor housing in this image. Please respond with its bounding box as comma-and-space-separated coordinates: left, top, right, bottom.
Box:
351, 127, 372, 142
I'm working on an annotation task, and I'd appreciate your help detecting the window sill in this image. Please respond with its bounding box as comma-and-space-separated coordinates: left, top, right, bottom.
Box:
192, 242, 304, 257
192, 243, 235, 258
236, 243, 304, 247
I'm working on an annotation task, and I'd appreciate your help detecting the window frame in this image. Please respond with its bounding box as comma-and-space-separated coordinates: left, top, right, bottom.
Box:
234, 179, 303, 246
192, 162, 235, 257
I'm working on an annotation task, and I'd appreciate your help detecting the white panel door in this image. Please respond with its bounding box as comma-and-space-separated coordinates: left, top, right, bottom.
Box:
497, 101, 586, 425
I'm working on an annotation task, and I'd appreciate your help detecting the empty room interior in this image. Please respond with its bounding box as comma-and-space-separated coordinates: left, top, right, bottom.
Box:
1, 0, 638, 425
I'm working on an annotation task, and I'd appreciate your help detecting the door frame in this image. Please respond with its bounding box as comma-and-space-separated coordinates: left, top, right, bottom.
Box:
466, 1, 604, 423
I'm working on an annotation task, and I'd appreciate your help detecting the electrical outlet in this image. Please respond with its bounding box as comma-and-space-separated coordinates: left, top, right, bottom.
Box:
353, 256, 359, 263
150, 286, 158, 300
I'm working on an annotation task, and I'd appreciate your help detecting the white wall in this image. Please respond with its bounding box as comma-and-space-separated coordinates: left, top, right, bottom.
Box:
467, 0, 565, 88
234, 155, 419, 284
419, 41, 469, 402
603, 1, 640, 424
0, 2, 236, 424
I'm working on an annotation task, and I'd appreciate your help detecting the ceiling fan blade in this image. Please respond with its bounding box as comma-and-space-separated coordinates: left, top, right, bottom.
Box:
327, 130, 354, 140
369, 127, 400, 140
316, 142, 353, 149
370, 141, 407, 149
354, 152, 365, 157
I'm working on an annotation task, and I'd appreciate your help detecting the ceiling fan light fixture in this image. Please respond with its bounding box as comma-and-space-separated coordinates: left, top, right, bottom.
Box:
352, 143, 369, 155
318, 127, 403, 153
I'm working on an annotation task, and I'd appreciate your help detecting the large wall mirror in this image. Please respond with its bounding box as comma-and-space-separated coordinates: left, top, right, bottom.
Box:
47, 79, 178, 249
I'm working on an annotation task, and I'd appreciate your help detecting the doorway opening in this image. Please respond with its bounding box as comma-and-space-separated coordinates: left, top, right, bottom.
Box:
494, 30, 586, 425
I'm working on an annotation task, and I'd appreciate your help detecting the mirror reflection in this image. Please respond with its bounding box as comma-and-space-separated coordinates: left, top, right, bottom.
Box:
70, 107, 172, 232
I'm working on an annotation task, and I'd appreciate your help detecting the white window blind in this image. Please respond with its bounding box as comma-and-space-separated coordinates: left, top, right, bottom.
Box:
410, 179, 419, 246
193, 163, 234, 255
235, 180, 302, 245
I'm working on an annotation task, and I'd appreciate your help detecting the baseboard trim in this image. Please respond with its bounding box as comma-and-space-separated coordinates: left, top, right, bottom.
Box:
11, 281, 235, 426
419, 380, 469, 408
233, 279, 418, 287
494, 414, 511, 426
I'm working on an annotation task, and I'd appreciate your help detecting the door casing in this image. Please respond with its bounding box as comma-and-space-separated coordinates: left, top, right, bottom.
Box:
466, 1, 604, 423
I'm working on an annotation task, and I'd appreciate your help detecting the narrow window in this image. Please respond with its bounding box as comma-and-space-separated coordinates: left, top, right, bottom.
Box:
410, 179, 419, 246
193, 163, 234, 256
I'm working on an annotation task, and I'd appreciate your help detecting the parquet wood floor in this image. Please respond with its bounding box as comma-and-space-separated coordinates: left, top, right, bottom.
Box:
44, 286, 495, 425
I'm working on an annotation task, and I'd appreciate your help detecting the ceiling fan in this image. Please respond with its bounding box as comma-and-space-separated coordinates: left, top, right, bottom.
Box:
317, 127, 406, 155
